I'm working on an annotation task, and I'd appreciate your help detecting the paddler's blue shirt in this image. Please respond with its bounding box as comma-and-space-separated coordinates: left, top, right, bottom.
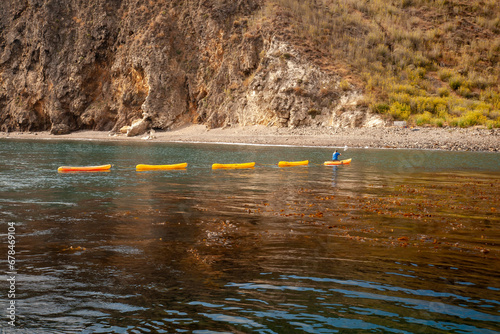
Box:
332, 152, 341, 161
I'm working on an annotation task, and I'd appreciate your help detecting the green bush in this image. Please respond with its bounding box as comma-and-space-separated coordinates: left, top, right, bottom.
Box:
457, 110, 488, 127
414, 111, 432, 125
447, 116, 459, 127
449, 76, 464, 90
457, 86, 473, 98
389, 102, 411, 120
391, 84, 422, 96
438, 68, 453, 82
390, 92, 412, 106
375, 44, 390, 59
437, 87, 450, 97
412, 96, 449, 114
486, 120, 500, 128
339, 79, 350, 91
468, 72, 491, 89
481, 89, 500, 109
371, 102, 390, 114
488, 110, 500, 120
431, 117, 445, 127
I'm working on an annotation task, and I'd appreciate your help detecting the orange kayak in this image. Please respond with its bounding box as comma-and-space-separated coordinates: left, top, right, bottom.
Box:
136, 163, 188, 171
323, 158, 352, 166
212, 162, 255, 169
58, 164, 112, 172
278, 160, 309, 167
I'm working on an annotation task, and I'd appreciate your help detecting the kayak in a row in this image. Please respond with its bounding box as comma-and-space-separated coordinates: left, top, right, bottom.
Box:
323, 158, 352, 166
57, 164, 112, 172
212, 162, 256, 169
58, 163, 188, 172
136, 163, 188, 171
278, 160, 309, 167
57, 159, 352, 172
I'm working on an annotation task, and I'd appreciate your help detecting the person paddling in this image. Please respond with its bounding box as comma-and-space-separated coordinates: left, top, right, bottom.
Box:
332, 150, 341, 161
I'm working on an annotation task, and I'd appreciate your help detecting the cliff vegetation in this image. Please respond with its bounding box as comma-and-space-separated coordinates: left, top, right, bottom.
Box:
267, 0, 500, 128
0, 0, 498, 135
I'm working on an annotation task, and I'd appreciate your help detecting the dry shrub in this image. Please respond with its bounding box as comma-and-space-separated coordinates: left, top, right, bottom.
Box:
257, 0, 500, 127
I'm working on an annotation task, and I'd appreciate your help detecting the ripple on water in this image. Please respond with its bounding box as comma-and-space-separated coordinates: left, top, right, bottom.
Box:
1, 140, 499, 333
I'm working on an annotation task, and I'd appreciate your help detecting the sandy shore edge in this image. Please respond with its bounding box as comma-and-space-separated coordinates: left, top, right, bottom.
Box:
1, 125, 499, 152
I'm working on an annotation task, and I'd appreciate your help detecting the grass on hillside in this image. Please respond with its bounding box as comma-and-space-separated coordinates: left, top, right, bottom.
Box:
256, 0, 500, 128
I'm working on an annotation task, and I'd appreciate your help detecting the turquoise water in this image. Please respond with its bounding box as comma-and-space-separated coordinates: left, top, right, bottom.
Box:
0, 139, 499, 333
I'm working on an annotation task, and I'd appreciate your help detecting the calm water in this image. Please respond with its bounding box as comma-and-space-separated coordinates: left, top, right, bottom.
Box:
0, 139, 499, 333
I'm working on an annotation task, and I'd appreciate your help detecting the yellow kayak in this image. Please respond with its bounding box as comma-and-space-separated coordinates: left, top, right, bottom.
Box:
212, 162, 255, 169
278, 160, 309, 167
58, 164, 112, 172
323, 158, 352, 166
136, 163, 188, 171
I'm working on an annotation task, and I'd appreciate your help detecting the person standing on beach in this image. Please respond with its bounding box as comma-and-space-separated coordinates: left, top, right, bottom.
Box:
332, 150, 341, 161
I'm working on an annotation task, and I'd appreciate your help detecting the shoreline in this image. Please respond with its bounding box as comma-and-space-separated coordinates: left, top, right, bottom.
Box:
1, 125, 499, 152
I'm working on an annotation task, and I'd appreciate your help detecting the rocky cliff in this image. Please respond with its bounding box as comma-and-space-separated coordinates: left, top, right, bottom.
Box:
0, 0, 384, 135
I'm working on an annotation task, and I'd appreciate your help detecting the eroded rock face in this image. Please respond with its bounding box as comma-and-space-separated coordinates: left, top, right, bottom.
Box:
0, 0, 385, 134
50, 124, 71, 135
214, 38, 382, 129
126, 116, 149, 137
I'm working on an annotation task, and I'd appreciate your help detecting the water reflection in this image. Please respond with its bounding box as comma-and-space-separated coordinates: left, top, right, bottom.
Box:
330, 165, 338, 187
0, 139, 499, 333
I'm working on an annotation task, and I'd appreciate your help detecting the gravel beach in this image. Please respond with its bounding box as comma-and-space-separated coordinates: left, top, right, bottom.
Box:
1, 125, 499, 152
